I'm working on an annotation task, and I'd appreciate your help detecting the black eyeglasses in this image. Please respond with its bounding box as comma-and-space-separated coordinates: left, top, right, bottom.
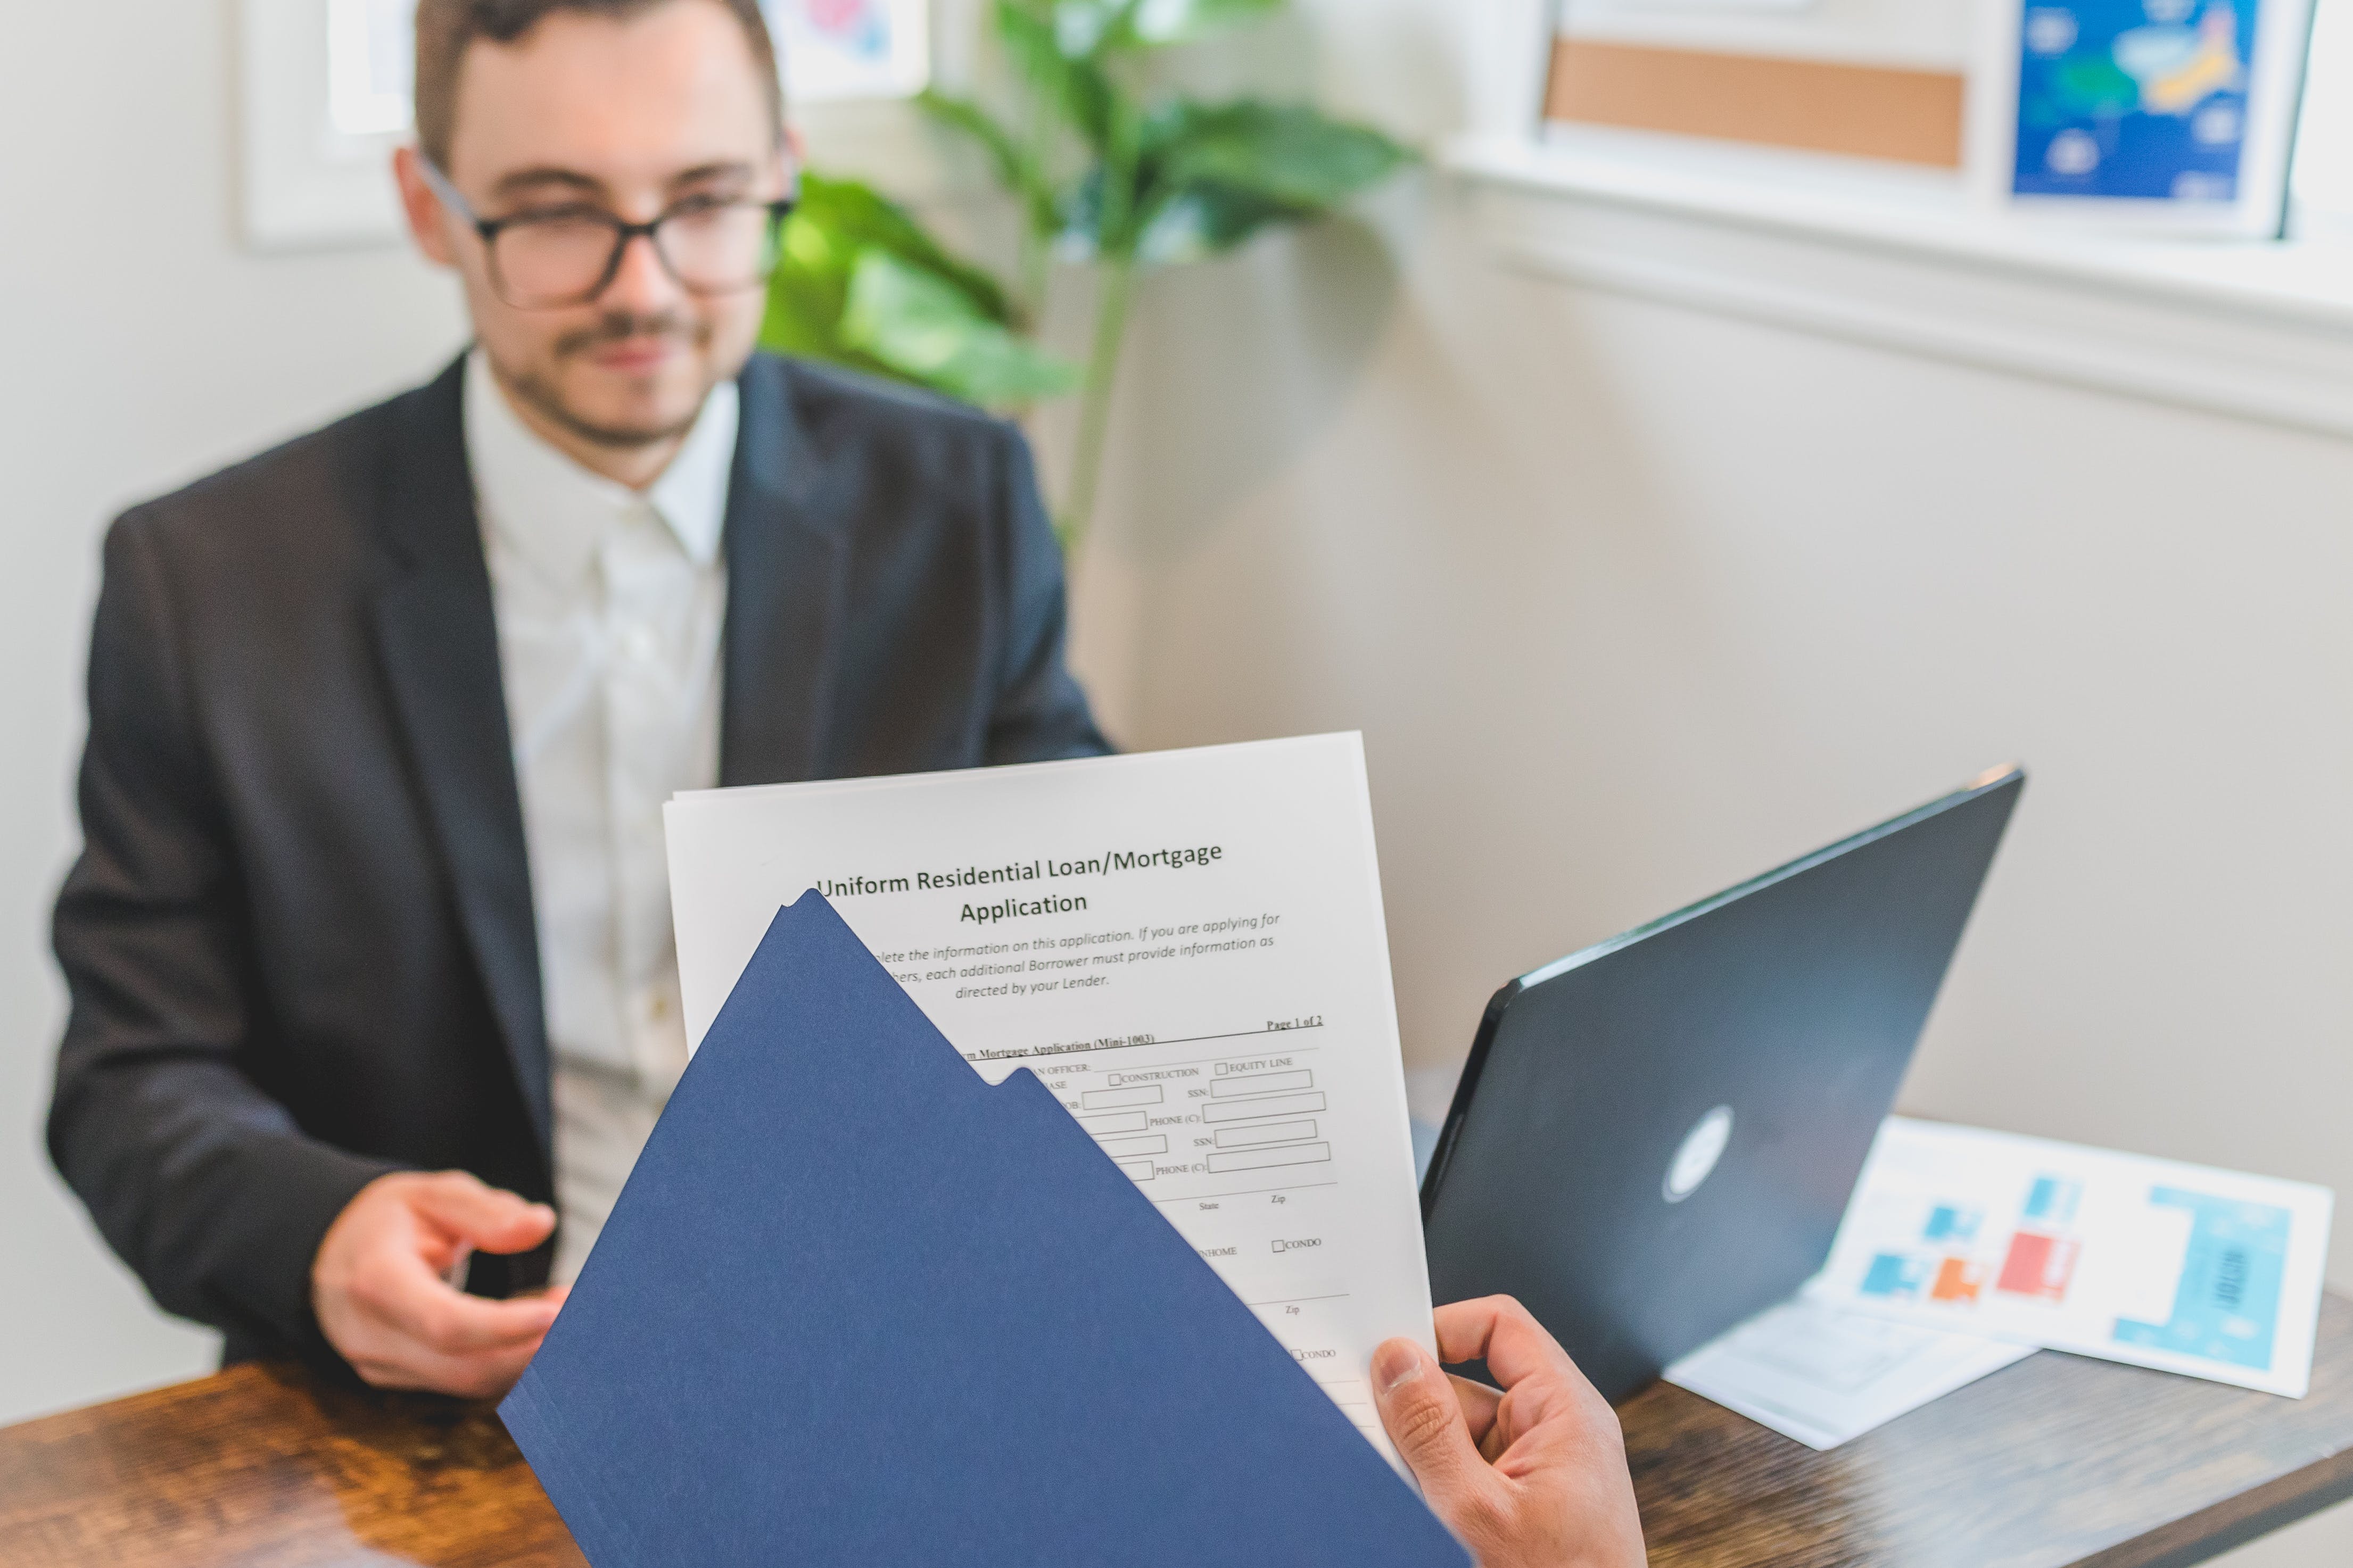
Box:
420, 160, 795, 310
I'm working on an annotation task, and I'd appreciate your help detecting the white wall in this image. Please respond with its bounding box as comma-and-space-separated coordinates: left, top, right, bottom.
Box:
5, 3, 2350, 1562
1072, 2, 2353, 1561
0, 0, 467, 1422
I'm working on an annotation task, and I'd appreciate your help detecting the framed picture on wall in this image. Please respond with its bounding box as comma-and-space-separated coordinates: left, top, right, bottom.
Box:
1539, 0, 1978, 171
772, 0, 931, 101
242, 0, 934, 251
1968, 0, 2319, 234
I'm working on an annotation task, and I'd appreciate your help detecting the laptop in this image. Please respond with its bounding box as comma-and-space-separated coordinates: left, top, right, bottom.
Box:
1419, 765, 2025, 1403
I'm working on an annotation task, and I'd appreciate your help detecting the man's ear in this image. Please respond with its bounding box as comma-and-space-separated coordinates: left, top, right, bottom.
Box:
393, 146, 460, 269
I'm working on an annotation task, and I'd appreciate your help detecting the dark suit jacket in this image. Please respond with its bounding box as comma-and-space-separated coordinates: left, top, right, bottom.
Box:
49, 352, 1108, 1371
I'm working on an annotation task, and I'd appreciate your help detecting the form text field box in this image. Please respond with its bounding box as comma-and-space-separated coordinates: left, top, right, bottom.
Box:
1097, 1133, 1169, 1159
1201, 1091, 1325, 1125
1215, 1119, 1317, 1149
1075, 1108, 1149, 1135
1081, 1084, 1163, 1110
1116, 1157, 1155, 1182
1207, 1142, 1330, 1174
1309, 1378, 1374, 1423
1211, 1069, 1314, 1097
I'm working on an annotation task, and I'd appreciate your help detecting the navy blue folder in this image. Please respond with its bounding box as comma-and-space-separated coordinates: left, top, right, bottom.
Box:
501, 891, 1466, 1567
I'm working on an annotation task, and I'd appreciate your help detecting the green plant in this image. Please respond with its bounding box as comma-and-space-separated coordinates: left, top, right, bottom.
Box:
758, 0, 1413, 555
758, 172, 1079, 408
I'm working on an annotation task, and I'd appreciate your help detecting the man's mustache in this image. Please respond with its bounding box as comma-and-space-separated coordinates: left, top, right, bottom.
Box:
554, 312, 708, 358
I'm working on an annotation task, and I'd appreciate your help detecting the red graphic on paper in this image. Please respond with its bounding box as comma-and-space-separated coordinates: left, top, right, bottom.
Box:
1996, 1231, 2079, 1301
1929, 1257, 1985, 1303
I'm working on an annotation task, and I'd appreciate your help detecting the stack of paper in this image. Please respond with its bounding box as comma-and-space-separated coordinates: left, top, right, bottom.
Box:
1665, 1298, 2031, 1450
1810, 1117, 2334, 1397
663, 735, 1439, 1465
1671, 1117, 2334, 1449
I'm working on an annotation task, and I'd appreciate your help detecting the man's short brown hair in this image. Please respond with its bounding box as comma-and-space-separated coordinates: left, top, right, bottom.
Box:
414, 0, 785, 170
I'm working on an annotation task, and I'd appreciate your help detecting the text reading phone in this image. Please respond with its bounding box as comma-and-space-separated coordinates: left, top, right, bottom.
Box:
1421, 766, 2026, 1403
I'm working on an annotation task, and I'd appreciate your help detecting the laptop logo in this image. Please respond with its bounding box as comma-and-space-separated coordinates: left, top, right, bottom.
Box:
1664, 1106, 1735, 1203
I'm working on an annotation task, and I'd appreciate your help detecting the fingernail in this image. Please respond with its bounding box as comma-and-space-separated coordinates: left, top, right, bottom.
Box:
1374, 1340, 1424, 1395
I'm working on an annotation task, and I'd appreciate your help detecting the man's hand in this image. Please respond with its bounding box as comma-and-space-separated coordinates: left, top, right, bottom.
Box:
312, 1171, 568, 1398
1374, 1296, 1646, 1568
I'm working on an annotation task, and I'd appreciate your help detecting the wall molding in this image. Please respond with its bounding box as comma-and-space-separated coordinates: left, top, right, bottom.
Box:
1448, 132, 2353, 443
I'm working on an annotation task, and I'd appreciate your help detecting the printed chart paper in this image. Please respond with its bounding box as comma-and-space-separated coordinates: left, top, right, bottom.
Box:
1811, 1118, 2333, 1396
665, 735, 1435, 1463
1666, 1297, 2032, 1450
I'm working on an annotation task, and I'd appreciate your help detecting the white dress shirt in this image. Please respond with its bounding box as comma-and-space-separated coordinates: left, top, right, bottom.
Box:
464, 350, 738, 1282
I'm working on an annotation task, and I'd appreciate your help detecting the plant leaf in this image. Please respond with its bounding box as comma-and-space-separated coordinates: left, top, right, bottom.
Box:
759, 261, 856, 363
1044, 0, 1274, 54
995, 0, 1119, 149
1133, 184, 1297, 263
1119, 0, 1281, 46
839, 249, 1081, 407
790, 171, 1013, 322
1048, 0, 1133, 57
760, 171, 1063, 405
1058, 166, 1108, 258
1145, 101, 1414, 214
915, 89, 1060, 245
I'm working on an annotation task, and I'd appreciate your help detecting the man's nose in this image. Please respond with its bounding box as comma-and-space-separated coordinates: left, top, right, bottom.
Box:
600, 227, 687, 316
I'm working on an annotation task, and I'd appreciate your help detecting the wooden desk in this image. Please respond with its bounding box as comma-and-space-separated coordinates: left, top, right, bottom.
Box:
6, 1295, 2353, 1567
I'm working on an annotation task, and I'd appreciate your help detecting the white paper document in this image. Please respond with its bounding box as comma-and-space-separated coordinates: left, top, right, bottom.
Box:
1809, 1117, 2335, 1396
665, 735, 1436, 1463
1665, 1297, 2032, 1450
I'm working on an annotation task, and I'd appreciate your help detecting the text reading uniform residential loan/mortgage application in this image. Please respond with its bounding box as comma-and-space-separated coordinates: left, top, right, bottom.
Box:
665, 735, 1436, 1465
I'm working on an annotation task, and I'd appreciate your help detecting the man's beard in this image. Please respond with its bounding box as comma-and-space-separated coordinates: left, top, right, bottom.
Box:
507, 309, 717, 451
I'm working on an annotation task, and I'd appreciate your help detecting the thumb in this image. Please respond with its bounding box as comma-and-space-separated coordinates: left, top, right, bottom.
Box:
408, 1172, 557, 1255
1373, 1339, 1494, 1513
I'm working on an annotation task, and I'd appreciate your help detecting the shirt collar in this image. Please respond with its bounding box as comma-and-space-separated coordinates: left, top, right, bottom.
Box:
646, 374, 737, 567
464, 349, 737, 585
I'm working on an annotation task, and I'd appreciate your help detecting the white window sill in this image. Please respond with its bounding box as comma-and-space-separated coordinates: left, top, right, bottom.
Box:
1444, 128, 2353, 439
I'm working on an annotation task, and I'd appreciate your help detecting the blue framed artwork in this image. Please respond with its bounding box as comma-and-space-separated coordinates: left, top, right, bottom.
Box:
1990, 0, 2315, 231
2015, 0, 2256, 199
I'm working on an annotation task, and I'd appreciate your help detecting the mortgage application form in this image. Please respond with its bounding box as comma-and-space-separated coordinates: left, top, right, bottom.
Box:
665, 735, 1435, 1465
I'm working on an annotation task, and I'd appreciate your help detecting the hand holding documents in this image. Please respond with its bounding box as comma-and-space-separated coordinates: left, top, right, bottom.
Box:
501, 892, 1465, 1567
665, 735, 1436, 1462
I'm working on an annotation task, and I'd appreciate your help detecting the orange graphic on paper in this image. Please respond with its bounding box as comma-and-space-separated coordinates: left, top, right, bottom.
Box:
1930, 1257, 1986, 1304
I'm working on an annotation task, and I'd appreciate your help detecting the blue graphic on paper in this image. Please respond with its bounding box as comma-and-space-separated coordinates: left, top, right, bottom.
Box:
2112, 1187, 2289, 1370
2025, 1175, 2083, 1226
1924, 1205, 1983, 1243
2014, 0, 2256, 200
1862, 1253, 1929, 1298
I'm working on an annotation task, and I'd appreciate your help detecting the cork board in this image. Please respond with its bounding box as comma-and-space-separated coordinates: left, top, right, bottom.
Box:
1546, 37, 1967, 168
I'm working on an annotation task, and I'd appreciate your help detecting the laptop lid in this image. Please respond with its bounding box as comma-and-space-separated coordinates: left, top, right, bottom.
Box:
1419, 766, 2025, 1403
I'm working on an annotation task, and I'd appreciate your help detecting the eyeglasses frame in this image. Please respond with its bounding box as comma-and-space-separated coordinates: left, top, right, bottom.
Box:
417, 156, 796, 310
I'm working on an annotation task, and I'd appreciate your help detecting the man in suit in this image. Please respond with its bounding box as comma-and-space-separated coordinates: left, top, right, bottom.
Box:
51, 0, 1105, 1400
49, 3, 1649, 1558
